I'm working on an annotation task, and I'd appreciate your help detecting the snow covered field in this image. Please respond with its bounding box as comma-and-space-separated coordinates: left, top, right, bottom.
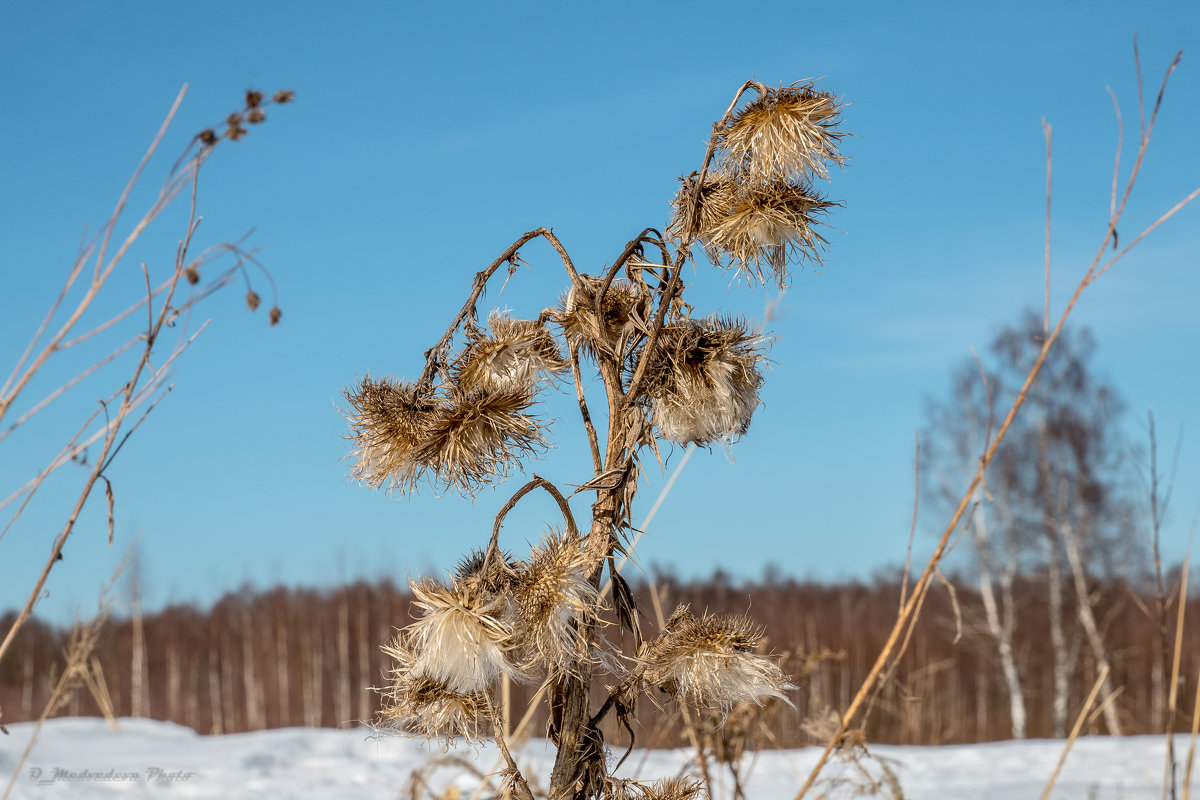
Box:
0, 718, 1194, 799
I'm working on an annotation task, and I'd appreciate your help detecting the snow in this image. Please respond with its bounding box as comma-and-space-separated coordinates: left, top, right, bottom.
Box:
0, 718, 1195, 799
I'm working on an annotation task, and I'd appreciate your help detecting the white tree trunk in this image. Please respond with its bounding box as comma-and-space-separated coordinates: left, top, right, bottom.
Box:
971, 487, 1027, 739
1061, 519, 1123, 735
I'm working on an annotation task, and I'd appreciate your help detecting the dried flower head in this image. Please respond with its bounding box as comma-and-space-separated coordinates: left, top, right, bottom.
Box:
377, 637, 490, 744
509, 530, 602, 677
407, 577, 520, 693
245, 90, 264, 108
342, 376, 439, 492
639, 607, 794, 713
644, 317, 766, 446
245, 290, 261, 311
703, 182, 834, 288
247, 108, 266, 124
555, 277, 651, 360
197, 129, 218, 147
412, 388, 546, 495
717, 84, 845, 182
639, 778, 707, 800
183, 266, 201, 285
454, 313, 567, 392
273, 89, 296, 104
666, 174, 738, 244
268, 306, 282, 326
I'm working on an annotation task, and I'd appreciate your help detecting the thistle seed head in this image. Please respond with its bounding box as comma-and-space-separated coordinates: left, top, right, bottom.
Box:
454, 312, 567, 393
717, 84, 845, 182
509, 529, 603, 678
640, 778, 707, 800
412, 387, 546, 495
703, 182, 834, 288
644, 317, 766, 446
407, 577, 520, 694
555, 276, 651, 360
342, 376, 439, 493
377, 637, 490, 744
667, 174, 738, 245
639, 607, 794, 713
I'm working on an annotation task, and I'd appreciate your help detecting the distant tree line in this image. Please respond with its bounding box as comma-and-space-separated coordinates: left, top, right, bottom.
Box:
0, 569, 1195, 747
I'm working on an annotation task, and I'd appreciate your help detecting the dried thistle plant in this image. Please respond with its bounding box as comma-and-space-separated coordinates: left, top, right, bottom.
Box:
354, 77, 846, 800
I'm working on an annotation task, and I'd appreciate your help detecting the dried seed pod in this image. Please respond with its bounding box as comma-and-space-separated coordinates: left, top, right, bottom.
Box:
554, 276, 651, 360
245, 290, 261, 311
454, 312, 567, 393
413, 387, 546, 495
638, 777, 707, 800
666, 174, 738, 244
342, 376, 438, 492
509, 529, 602, 677
268, 307, 282, 326
639, 606, 794, 713
407, 577, 521, 693
717, 84, 845, 182
703, 181, 833, 288
246, 108, 266, 124
377, 637, 490, 744
644, 316, 766, 446
245, 90, 264, 108
273, 89, 295, 104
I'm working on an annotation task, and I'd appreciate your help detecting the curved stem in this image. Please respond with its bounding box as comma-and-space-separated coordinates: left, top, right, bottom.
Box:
485, 475, 578, 569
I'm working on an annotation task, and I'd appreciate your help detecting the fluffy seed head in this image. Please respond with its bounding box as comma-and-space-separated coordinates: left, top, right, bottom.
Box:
555, 276, 651, 360
342, 376, 439, 492
644, 317, 766, 446
509, 530, 603, 677
454, 312, 567, 392
717, 84, 845, 182
412, 388, 546, 495
667, 174, 739, 244
407, 577, 520, 693
703, 182, 833, 288
377, 637, 490, 745
640, 607, 794, 713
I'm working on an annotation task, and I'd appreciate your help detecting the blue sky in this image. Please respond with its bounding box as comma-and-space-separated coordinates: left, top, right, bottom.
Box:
1, 1, 1198, 623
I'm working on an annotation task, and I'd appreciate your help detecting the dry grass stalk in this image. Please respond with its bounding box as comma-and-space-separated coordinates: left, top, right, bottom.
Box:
0, 86, 290, 671
1, 558, 128, 800
1181, 656, 1200, 800
1038, 665, 1111, 800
